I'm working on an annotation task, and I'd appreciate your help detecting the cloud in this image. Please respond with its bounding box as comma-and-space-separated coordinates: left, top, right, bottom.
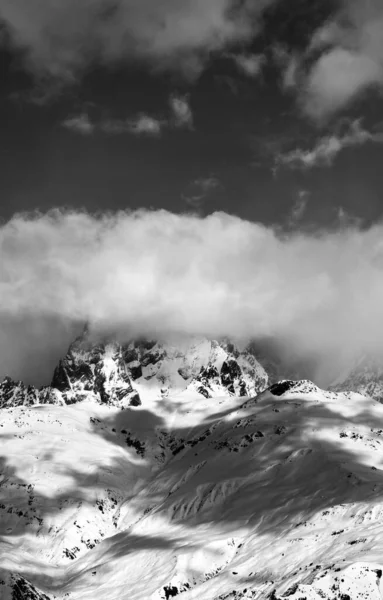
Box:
303, 49, 383, 121
0, 0, 275, 82
276, 120, 383, 170
169, 95, 193, 129
183, 176, 221, 207
4, 209, 383, 386
103, 114, 164, 136
62, 94, 194, 136
272, 46, 300, 90
230, 52, 265, 78
62, 113, 95, 135
288, 191, 309, 226
299, 0, 383, 120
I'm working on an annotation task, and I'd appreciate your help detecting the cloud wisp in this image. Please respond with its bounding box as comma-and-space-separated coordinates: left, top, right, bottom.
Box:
3, 209, 383, 385
169, 95, 194, 130
103, 114, 164, 136
230, 52, 265, 78
183, 176, 221, 207
62, 95, 193, 137
62, 114, 96, 135
276, 120, 383, 170
287, 191, 310, 227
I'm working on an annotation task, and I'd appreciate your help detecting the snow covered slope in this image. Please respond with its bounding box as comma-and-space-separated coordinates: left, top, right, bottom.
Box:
2, 376, 383, 599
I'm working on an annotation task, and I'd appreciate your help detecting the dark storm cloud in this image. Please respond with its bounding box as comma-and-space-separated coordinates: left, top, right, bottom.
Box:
0, 0, 275, 81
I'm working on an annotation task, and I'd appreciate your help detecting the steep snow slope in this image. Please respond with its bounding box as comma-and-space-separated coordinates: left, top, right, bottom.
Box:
2, 379, 383, 599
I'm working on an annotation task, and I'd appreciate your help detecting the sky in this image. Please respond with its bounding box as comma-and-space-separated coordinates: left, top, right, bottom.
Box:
2, 0, 383, 385
1, 0, 382, 227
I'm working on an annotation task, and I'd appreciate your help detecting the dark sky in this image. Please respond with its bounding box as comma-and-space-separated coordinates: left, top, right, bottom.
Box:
0, 0, 383, 228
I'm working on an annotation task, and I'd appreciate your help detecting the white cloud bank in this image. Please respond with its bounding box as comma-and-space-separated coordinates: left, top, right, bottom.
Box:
3, 209, 383, 385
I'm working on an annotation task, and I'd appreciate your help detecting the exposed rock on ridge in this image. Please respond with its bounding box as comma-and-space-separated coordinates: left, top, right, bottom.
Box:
1, 333, 269, 409
0, 377, 62, 409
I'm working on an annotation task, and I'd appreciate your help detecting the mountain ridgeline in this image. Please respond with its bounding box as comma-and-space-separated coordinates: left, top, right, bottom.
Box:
0, 333, 272, 410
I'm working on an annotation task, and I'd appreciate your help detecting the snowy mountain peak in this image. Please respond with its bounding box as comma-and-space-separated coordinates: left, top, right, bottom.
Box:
0, 333, 270, 412
0, 376, 62, 409
50, 332, 269, 405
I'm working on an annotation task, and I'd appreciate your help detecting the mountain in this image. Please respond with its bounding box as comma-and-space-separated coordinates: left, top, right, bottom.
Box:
1, 333, 270, 410
2, 338, 383, 599
330, 355, 383, 402
0, 376, 62, 409
51, 333, 270, 402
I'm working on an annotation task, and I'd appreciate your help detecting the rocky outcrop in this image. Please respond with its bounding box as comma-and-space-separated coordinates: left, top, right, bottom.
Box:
11, 576, 51, 600
0, 377, 62, 409
52, 340, 142, 407
1, 333, 271, 409
0, 574, 52, 600
50, 332, 270, 403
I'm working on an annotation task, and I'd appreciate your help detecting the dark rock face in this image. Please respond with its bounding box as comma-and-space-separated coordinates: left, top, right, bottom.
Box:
269, 381, 297, 396
0, 333, 271, 410
195, 351, 263, 398
197, 386, 212, 399
220, 358, 242, 394
48, 334, 142, 407
0, 377, 60, 409
198, 365, 220, 382
268, 379, 321, 398
129, 363, 142, 380
11, 576, 51, 600
52, 361, 93, 392
128, 392, 142, 406
163, 585, 178, 599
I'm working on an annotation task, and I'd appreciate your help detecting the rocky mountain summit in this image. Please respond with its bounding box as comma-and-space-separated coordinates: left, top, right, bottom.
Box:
0, 376, 62, 409
0, 332, 270, 409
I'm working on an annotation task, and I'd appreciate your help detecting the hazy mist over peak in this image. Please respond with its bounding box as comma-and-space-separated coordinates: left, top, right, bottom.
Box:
1, 209, 383, 386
